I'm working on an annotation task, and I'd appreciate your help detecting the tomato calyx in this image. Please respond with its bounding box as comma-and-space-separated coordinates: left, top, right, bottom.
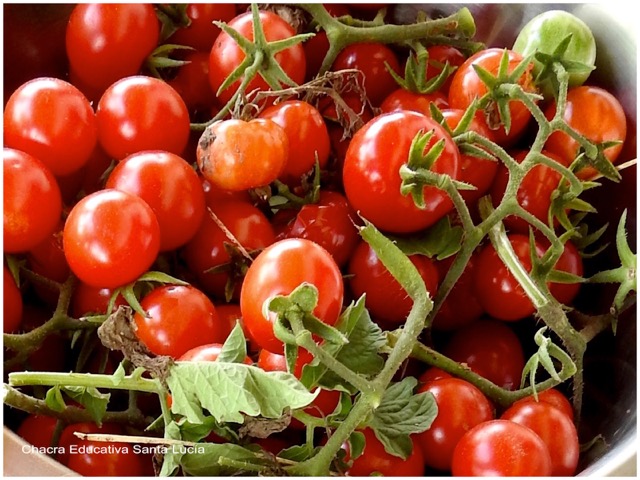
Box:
154, 4, 191, 42
388, 42, 455, 94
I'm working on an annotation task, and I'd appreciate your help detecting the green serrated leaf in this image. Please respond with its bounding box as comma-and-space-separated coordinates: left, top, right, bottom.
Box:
112, 362, 126, 386
180, 442, 270, 476
167, 362, 317, 424
390, 216, 463, 261
45, 386, 66, 412
160, 421, 184, 477
217, 321, 248, 364
63, 386, 110, 425
368, 377, 438, 459
120, 285, 147, 318
278, 443, 318, 462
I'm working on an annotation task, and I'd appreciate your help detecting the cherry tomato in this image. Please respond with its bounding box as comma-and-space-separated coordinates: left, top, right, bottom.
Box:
201, 176, 252, 206
348, 240, 439, 324
240, 238, 344, 354
3, 148, 62, 253
168, 51, 218, 115
57, 422, 123, 467
448, 48, 536, 147
66, 4, 159, 95
379, 89, 449, 117
133, 284, 227, 358
544, 85, 627, 179
26, 221, 70, 306
443, 318, 525, 390
71, 282, 126, 318
259, 100, 331, 185
3, 266, 23, 333
63, 189, 161, 289
347, 428, 425, 476
512, 387, 574, 421
16, 414, 58, 448
343, 111, 460, 234
501, 400, 579, 476
179, 343, 252, 364
473, 234, 546, 321
208, 10, 306, 105
66, 439, 148, 476
96, 76, 191, 160
418, 367, 453, 384
275, 191, 360, 268
168, 4, 238, 52
331, 43, 402, 107
196, 118, 289, 192
451, 419, 552, 476
546, 239, 584, 306
425, 45, 466, 94
3, 77, 97, 176
415, 378, 494, 472
105, 150, 206, 251
182, 200, 276, 300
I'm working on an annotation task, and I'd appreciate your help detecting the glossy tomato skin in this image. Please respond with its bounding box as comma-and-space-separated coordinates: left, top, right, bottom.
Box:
259, 100, 330, 185
168, 51, 218, 115
66, 439, 148, 476
57, 422, 123, 467
473, 234, 546, 321
501, 400, 579, 476
133, 285, 227, 358
3, 148, 62, 253
4, 78, 97, 176
451, 419, 552, 476
425, 45, 466, 94
343, 111, 460, 234
512, 388, 574, 421
416, 378, 494, 472
348, 240, 439, 324
331, 43, 402, 107
63, 189, 161, 289
240, 238, 344, 354
3, 266, 23, 333
443, 318, 525, 390
197, 118, 288, 192
379, 89, 449, 117
66, 4, 159, 95
347, 428, 425, 476
182, 200, 276, 300
215, 303, 260, 353
179, 343, 252, 364
208, 10, 305, 105
168, 4, 238, 52
71, 283, 126, 318
106, 150, 206, 251
544, 85, 627, 179
96, 76, 191, 160
448, 48, 536, 147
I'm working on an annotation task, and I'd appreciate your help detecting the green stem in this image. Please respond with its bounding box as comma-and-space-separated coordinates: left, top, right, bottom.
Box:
8, 371, 162, 395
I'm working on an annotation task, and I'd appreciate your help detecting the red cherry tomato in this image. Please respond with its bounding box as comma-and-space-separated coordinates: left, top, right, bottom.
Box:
259, 100, 331, 186
71, 282, 126, 318
179, 343, 252, 364
448, 48, 536, 147
66, 439, 148, 477
96, 76, 191, 160
57, 422, 123, 467
443, 318, 525, 390
343, 111, 460, 234
16, 414, 58, 448
512, 388, 574, 421
546, 239, 584, 306
105, 150, 206, 251
168, 4, 238, 52
545, 85, 627, 180
63, 189, 161, 289
3, 266, 23, 333
418, 367, 453, 384
3, 77, 97, 176
451, 419, 552, 476
348, 240, 439, 324
133, 284, 227, 358
3, 148, 62, 253
168, 51, 218, 115
501, 400, 579, 476
240, 238, 344, 354
208, 10, 306, 105
26, 221, 70, 306
66, 4, 159, 95
425, 45, 466, 94
347, 428, 425, 476
415, 378, 494, 471
379, 89, 449, 117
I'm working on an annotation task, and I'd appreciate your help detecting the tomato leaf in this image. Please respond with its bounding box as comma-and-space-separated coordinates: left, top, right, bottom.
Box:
62, 386, 110, 425
44, 386, 66, 412
167, 362, 318, 424
278, 443, 318, 462
367, 377, 438, 459
216, 321, 248, 364
390, 216, 463, 260
179, 442, 271, 476
159, 421, 184, 477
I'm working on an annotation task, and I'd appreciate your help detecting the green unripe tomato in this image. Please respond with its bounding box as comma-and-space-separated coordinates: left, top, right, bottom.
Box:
513, 10, 596, 97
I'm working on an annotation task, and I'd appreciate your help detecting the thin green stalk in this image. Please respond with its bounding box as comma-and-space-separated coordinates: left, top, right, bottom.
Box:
8, 371, 162, 395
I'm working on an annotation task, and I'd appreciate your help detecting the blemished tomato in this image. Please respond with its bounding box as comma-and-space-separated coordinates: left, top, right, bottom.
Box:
331, 43, 402, 107
544, 85, 627, 179
443, 318, 525, 390
178, 343, 253, 364
168, 3, 238, 52
105, 150, 206, 251
347, 428, 425, 476
16, 414, 58, 448
3, 148, 62, 253
96, 76, 191, 161
182, 200, 276, 300
65, 4, 159, 95
451, 419, 552, 476
133, 284, 228, 358
473, 233, 546, 321
448, 48, 536, 147
240, 238, 344, 354
196, 118, 289, 192
168, 51, 218, 114
379, 89, 449, 117
258, 100, 331, 185
275, 190, 360, 268
343, 111, 460, 234
63, 189, 161, 289
512, 387, 574, 421
501, 400, 579, 476
348, 240, 439, 324
208, 10, 306, 105
3, 77, 97, 176
66, 439, 149, 477
3, 266, 23, 333
71, 282, 126, 318
415, 378, 494, 472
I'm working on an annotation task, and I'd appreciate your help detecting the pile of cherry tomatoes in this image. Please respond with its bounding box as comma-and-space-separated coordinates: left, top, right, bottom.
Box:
3, 3, 631, 477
